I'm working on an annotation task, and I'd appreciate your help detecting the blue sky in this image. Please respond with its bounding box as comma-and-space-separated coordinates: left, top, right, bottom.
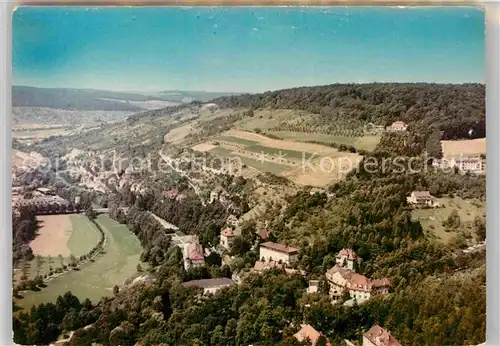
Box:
13, 6, 485, 93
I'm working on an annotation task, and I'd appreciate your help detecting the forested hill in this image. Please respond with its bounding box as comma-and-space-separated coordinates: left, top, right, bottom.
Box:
212, 83, 486, 139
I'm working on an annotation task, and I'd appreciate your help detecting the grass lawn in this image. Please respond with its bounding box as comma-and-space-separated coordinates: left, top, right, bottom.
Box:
15, 214, 143, 310
67, 214, 101, 257
412, 197, 485, 245
14, 215, 102, 284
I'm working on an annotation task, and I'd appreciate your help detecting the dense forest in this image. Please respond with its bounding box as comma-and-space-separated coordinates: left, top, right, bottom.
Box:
213, 83, 485, 139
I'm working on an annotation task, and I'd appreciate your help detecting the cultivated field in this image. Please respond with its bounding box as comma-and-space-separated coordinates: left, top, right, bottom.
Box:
16, 214, 143, 310
270, 131, 381, 152
30, 215, 73, 257
194, 129, 362, 187
441, 138, 486, 157
164, 123, 196, 144
14, 215, 102, 284
412, 197, 485, 245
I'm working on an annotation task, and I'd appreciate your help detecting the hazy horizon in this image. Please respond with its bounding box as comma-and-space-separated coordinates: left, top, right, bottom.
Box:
13, 6, 485, 93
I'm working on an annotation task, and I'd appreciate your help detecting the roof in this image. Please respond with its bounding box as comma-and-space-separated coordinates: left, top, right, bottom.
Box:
260, 242, 299, 254
294, 324, 330, 346
363, 325, 401, 346
187, 241, 205, 261
182, 278, 234, 289
337, 248, 360, 261
221, 228, 236, 237
326, 265, 379, 292
392, 121, 406, 126
254, 260, 284, 271
258, 229, 269, 240
411, 191, 432, 198
164, 189, 180, 199
372, 278, 391, 287
36, 187, 52, 193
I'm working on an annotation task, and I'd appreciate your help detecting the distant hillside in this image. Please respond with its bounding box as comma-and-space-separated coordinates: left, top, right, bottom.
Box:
211, 83, 486, 140
13, 86, 239, 111
157, 90, 239, 103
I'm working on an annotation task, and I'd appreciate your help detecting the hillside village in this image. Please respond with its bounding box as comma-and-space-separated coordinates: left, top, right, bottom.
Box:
12, 83, 487, 346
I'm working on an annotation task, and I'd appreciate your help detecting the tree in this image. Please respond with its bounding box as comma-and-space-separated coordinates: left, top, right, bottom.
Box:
69, 254, 77, 267
474, 216, 486, 241
85, 206, 97, 220
113, 285, 119, 295
230, 237, 251, 257
137, 263, 143, 272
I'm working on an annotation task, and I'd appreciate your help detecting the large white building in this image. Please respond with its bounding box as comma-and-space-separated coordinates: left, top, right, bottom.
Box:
385, 121, 408, 132
259, 242, 299, 265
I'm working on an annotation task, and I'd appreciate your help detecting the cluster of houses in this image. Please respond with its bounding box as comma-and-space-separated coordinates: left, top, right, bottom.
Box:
12, 187, 74, 214
164, 188, 187, 203
293, 323, 401, 346
326, 249, 391, 305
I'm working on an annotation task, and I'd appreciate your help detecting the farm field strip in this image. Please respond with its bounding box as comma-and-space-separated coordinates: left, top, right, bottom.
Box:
15, 214, 143, 310
228, 153, 290, 175
67, 214, 101, 257
217, 135, 259, 146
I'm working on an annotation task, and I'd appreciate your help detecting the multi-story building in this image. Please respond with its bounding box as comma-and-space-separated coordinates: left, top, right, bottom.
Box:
362, 325, 401, 346
407, 191, 436, 207
184, 237, 205, 270
259, 242, 299, 265
336, 248, 362, 272
220, 227, 236, 250
325, 265, 390, 304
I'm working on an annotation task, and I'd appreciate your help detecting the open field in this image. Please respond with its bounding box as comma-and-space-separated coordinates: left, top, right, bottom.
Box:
164, 123, 195, 144
229, 153, 290, 175
15, 214, 143, 310
441, 138, 486, 157
412, 197, 485, 245
67, 215, 102, 257
268, 131, 381, 152
193, 129, 362, 187
192, 142, 217, 152
31, 215, 73, 257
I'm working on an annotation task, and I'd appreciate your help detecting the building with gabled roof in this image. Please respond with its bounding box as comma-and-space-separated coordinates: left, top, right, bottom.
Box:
363, 325, 401, 346
336, 248, 362, 272
259, 242, 299, 265
385, 121, 408, 132
184, 236, 205, 270
407, 190, 437, 207
326, 265, 390, 304
294, 324, 331, 346
220, 227, 236, 250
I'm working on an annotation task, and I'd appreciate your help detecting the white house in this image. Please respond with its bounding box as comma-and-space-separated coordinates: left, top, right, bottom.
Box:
362, 325, 401, 346
385, 121, 408, 132
181, 278, 234, 295
407, 191, 437, 207
259, 242, 299, 265
336, 248, 362, 272
220, 227, 236, 250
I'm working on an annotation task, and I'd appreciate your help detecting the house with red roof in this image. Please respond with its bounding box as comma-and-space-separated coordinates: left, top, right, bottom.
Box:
326, 265, 390, 304
184, 237, 205, 269
220, 227, 236, 250
294, 324, 331, 346
362, 325, 401, 346
336, 248, 362, 272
